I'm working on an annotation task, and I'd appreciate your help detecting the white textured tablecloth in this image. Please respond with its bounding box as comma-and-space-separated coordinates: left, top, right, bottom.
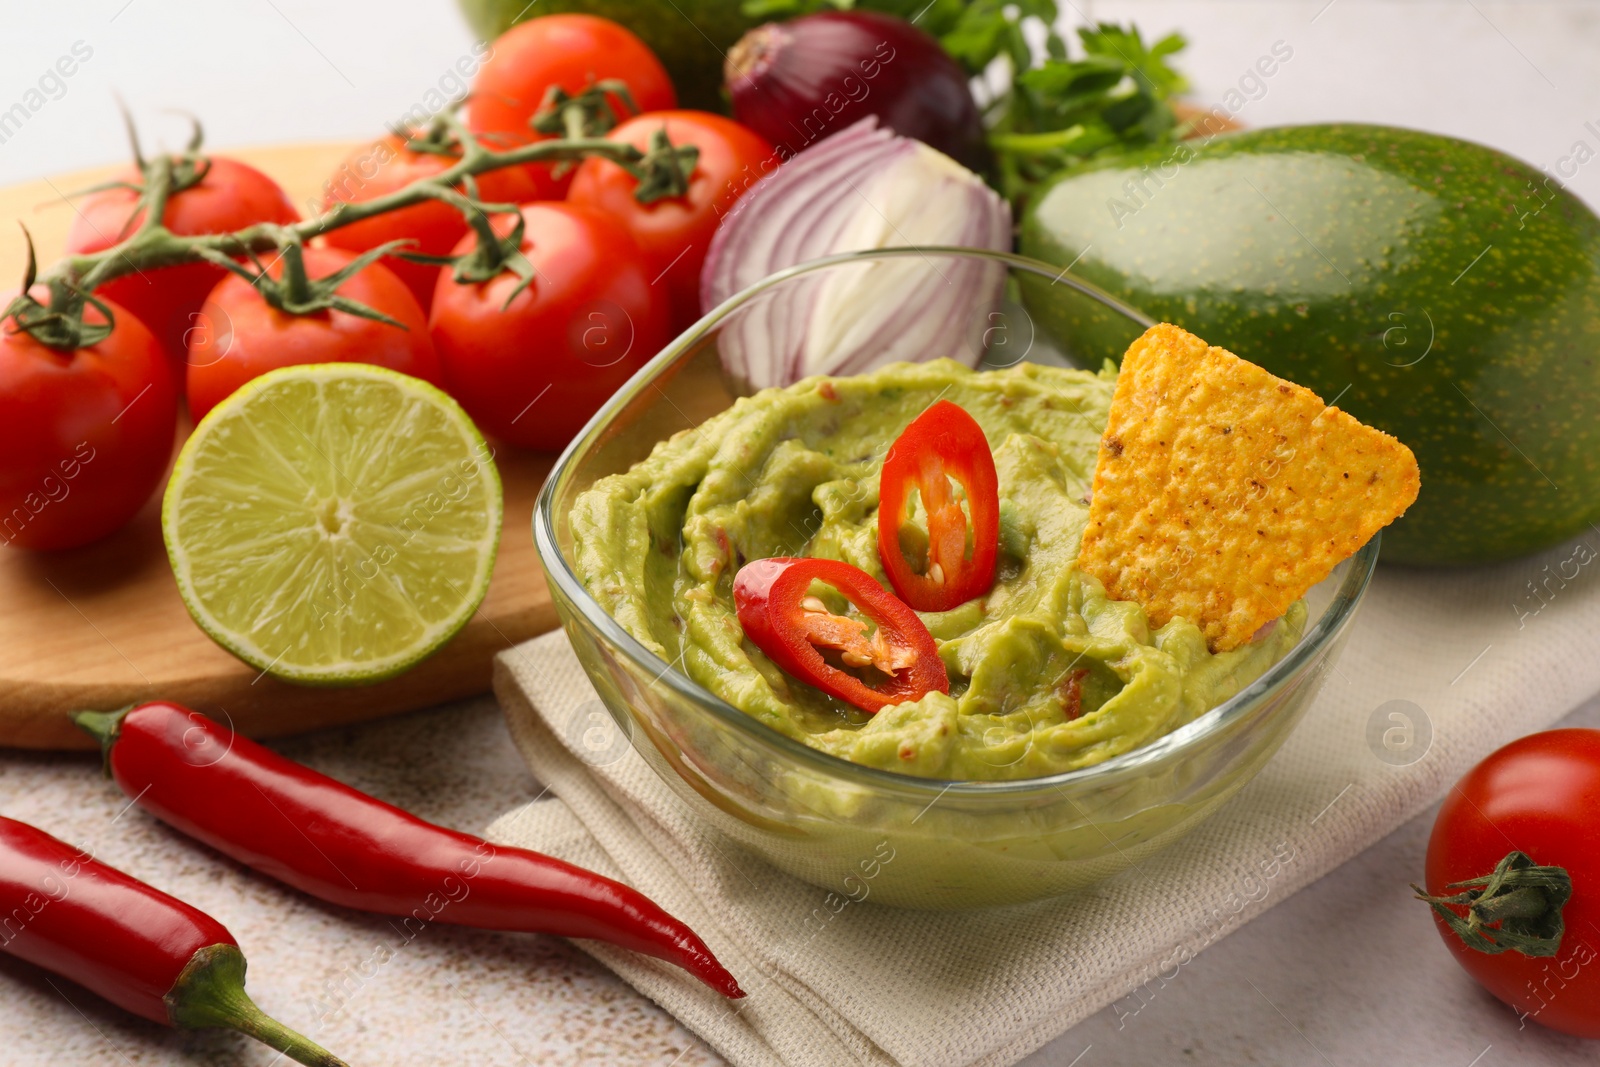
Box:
485, 537, 1600, 1067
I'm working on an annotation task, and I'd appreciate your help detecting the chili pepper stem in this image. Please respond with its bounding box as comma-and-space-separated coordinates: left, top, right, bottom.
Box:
167, 944, 347, 1067
73, 705, 132, 774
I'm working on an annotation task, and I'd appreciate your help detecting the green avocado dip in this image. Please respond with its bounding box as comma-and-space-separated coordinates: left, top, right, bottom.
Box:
570, 360, 1305, 781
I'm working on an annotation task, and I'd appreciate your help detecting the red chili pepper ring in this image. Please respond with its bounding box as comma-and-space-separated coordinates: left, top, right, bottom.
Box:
877, 399, 1000, 612
734, 556, 949, 714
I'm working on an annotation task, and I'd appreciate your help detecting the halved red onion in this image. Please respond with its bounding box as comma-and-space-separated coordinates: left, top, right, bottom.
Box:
700, 118, 1012, 391
725, 11, 990, 173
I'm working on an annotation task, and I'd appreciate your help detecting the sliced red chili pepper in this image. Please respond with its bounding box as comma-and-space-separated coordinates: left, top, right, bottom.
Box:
733, 556, 949, 714
877, 399, 1000, 612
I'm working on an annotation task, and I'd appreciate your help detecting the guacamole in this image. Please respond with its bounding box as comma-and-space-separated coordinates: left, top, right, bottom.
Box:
570, 360, 1304, 781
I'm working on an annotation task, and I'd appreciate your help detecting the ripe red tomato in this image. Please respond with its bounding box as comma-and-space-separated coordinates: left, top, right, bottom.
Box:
320, 134, 548, 313
568, 111, 776, 332
64, 156, 299, 370
1, 297, 178, 551
186, 247, 441, 422
467, 14, 677, 198
1422, 728, 1600, 1037
429, 203, 670, 450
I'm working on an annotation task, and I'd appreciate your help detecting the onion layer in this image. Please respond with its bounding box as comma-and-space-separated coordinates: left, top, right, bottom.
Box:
700, 118, 1012, 391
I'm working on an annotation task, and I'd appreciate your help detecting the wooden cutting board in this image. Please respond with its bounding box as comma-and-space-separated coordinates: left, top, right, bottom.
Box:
0, 142, 561, 750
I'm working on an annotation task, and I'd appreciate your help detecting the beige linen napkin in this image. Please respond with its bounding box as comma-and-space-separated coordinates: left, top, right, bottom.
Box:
485, 537, 1600, 1067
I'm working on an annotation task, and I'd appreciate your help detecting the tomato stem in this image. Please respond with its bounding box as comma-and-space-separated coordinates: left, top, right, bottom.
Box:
1412, 850, 1572, 958
531, 79, 636, 145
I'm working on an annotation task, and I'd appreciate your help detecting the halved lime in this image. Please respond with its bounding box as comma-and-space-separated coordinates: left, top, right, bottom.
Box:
163, 364, 503, 686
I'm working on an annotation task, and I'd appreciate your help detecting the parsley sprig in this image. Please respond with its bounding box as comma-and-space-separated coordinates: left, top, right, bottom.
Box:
739, 0, 1190, 204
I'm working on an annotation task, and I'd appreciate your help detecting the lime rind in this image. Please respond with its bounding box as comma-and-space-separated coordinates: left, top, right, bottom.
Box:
163, 364, 503, 686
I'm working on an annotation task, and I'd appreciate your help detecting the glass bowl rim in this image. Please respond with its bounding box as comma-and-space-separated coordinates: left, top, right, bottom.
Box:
534, 245, 1380, 800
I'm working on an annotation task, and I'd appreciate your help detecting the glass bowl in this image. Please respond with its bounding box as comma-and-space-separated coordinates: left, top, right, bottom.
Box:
534, 247, 1377, 910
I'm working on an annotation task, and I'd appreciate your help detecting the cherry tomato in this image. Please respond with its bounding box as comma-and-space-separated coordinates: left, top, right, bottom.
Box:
1, 297, 178, 551
320, 134, 547, 314
567, 111, 776, 332
733, 556, 948, 715
877, 401, 1000, 612
64, 156, 299, 370
186, 247, 441, 422
1420, 728, 1600, 1037
467, 14, 677, 198
428, 203, 670, 451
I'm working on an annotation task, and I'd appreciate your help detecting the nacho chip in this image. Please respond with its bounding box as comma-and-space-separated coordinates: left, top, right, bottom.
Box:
1078, 323, 1420, 652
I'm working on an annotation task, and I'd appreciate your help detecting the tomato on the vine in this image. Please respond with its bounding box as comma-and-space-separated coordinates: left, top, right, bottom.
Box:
567, 111, 776, 331
186, 247, 441, 422
65, 156, 299, 369
467, 14, 677, 198
320, 134, 546, 313
1, 298, 177, 551
1418, 728, 1600, 1038
428, 203, 670, 451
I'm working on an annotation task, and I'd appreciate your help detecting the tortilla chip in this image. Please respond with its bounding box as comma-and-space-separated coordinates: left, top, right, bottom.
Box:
1078, 323, 1420, 652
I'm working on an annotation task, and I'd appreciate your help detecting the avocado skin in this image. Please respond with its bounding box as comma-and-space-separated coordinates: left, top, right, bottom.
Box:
1019, 123, 1600, 566
458, 0, 756, 112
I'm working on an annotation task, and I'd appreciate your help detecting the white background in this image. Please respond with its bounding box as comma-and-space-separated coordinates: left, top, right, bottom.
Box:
4, 1, 1600, 205
1, 2, 1598, 1065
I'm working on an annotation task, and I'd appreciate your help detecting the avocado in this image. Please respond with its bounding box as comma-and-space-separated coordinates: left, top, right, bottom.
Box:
1019, 123, 1600, 566
457, 0, 757, 112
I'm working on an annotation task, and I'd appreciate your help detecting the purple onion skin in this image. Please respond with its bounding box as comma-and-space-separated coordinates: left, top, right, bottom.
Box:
725, 11, 990, 174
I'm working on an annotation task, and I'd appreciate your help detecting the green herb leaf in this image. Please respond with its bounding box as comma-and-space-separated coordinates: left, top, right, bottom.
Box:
734, 1, 1189, 205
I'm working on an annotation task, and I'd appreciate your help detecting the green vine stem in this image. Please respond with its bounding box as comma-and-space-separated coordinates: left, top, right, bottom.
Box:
194, 238, 417, 326
398, 182, 541, 305
532, 79, 636, 179
7, 88, 694, 349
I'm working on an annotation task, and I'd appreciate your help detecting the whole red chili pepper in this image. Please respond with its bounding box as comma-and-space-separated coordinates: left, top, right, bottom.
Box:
733, 556, 949, 714
75, 702, 743, 999
0, 815, 345, 1066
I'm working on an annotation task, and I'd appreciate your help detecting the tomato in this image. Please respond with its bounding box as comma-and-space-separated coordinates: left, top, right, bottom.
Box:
567, 111, 777, 332
877, 401, 1000, 612
186, 247, 441, 422
428, 203, 670, 451
1420, 728, 1600, 1037
467, 14, 677, 198
732, 557, 948, 715
64, 156, 299, 370
1, 297, 178, 551
320, 134, 547, 314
